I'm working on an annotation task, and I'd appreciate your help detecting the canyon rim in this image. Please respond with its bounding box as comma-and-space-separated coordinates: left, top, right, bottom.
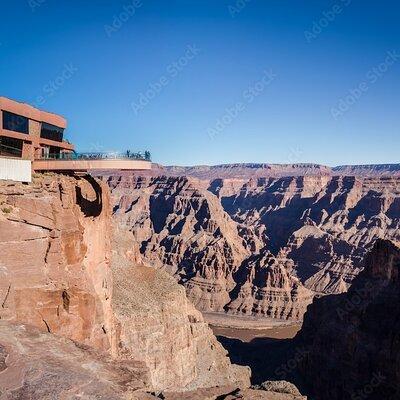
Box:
1, 1, 399, 398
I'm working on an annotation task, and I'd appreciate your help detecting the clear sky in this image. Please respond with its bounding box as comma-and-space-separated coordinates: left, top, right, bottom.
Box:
0, 0, 399, 166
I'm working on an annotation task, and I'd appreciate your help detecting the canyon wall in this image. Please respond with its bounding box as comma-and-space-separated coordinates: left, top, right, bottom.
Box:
144, 162, 400, 179
0, 174, 249, 393
106, 173, 400, 321
297, 239, 400, 400
0, 174, 114, 351
0, 321, 303, 399
111, 226, 250, 391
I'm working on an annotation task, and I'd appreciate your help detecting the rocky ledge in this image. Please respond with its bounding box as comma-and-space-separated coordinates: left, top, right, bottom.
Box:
0, 321, 305, 399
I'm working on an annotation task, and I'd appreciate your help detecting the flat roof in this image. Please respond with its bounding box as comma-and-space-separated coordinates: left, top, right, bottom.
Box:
0, 97, 67, 129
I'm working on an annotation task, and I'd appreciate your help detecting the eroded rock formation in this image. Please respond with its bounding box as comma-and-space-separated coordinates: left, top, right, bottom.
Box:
108, 175, 313, 321
0, 174, 114, 351
0, 320, 304, 400
218, 175, 400, 295
106, 172, 400, 320
0, 175, 249, 393
0, 321, 149, 399
111, 226, 250, 391
297, 239, 400, 400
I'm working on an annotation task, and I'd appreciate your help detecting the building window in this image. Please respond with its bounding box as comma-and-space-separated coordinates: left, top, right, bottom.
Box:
40, 122, 64, 142
0, 136, 23, 158
2, 111, 29, 134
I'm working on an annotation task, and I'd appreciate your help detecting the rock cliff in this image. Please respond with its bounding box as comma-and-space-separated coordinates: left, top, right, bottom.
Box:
108, 175, 312, 321
0, 174, 249, 393
139, 162, 400, 179
0, 321, 149, 399
297, 239, 400, 400
106, 173, 400, 320
0, 174, 114, 351
111, 226, 250, 391
0, 320, 304, 399
218, 175, 400, 295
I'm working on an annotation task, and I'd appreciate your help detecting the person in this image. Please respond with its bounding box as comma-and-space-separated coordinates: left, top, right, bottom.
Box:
126, 149, 130, 158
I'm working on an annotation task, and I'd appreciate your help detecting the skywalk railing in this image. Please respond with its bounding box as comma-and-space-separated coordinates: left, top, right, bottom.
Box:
36, 151, 152, 162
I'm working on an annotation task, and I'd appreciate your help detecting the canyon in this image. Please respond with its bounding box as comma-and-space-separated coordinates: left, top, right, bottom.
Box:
1, 163, 399, 399
0, 174, 256, 397
105, 165, 400, 321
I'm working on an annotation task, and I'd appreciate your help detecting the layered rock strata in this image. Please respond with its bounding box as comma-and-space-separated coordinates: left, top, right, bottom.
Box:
0, 175, 249, 392
111, 226, 250, 391
108, 175, 313, 321
0, 321, 149, 399
0, 321, 303, 400
0, 174, 114, 351
297, 239, 400, 400
106, 173, 400, 320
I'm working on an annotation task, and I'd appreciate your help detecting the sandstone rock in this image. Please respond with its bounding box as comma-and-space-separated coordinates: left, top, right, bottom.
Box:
141, 162, 400, 179
219, 175, 400, 295
111, 226, 250, 391
297, 239, 400, 400
256, 381, 303, 396
107, 175, 309, 321
162, 385, 306, 400
0, 174, 114, 351
150, 163, 332, 179
0, 321, 298, 400
224, 250, 313, 320
332, 164, 400, 176
0, 174, 249, 393
0, 321, 149, 399
105, 172, 400, 321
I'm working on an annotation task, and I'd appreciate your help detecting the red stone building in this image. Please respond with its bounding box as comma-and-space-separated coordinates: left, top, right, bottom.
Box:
0, 96, 75, 160
0, 97, 152, 176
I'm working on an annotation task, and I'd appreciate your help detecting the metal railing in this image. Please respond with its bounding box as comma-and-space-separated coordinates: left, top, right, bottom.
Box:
36, 151, 152, 162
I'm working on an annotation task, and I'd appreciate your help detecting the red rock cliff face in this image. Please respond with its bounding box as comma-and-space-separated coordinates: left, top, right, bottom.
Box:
0, 174, 250, 392
297, 239, 400, 400
0, 175, 114, 351
110, 226, 250, 391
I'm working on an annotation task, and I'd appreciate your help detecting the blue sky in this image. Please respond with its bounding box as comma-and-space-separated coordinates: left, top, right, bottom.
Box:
0, 0, 399, 166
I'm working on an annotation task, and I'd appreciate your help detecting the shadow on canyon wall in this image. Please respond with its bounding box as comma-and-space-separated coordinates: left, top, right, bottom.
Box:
217, 335, 310, 395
